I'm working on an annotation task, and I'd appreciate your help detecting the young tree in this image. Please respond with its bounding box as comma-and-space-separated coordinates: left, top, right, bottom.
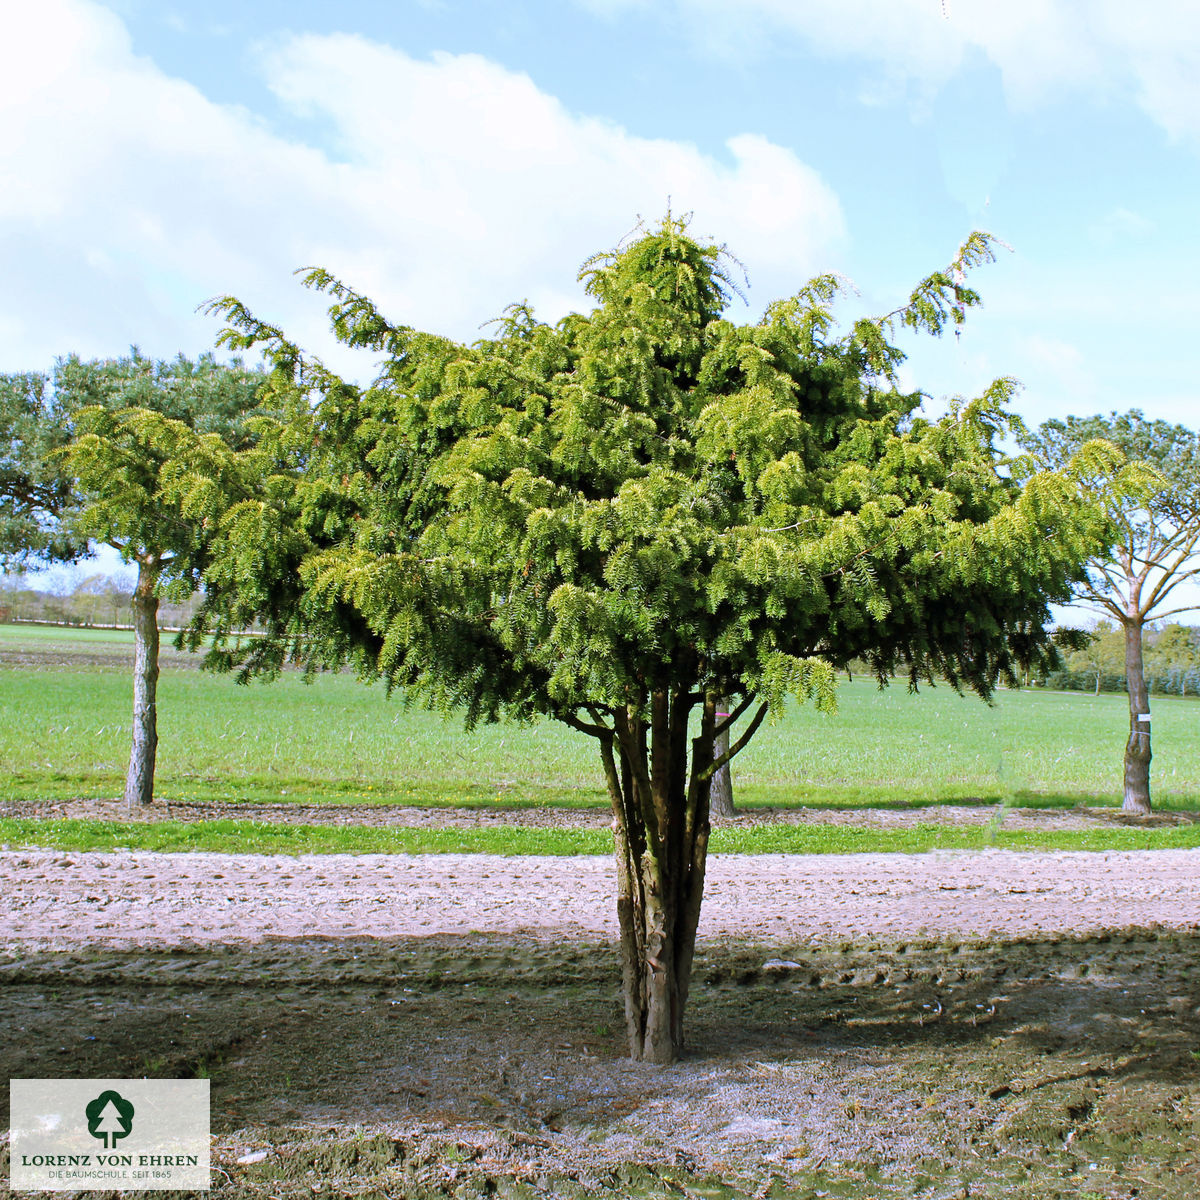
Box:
1020, 412, 1200, 813
202, 219, 1109, 1063
52, 352, 270, 806
1063, 619, 1125, 695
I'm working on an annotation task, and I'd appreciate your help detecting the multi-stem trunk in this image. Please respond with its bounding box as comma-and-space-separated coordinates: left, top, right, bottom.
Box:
1122, 616, 1152, 815
588, 689, 768, 1064
125, 559, 161, 807
597, 690, 718, 1064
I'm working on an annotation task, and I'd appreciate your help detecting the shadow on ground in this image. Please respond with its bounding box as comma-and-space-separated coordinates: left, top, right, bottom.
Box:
3, 930, 1200, 1198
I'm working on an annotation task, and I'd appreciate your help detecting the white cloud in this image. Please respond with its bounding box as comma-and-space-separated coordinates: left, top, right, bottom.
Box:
1096, 1, 1200, 144
1089, 207, 1154, 245
1017, 333, 1099, 417
1025, 333, 1087, 375
255, 33, 844, 325
0, 0, 844, 374
655, 0, 1200, 142
572, 0, 652, 14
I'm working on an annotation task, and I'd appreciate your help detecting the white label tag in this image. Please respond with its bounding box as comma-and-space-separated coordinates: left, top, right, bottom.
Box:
10, 1079, 210, 1192
1137, 713, 1152, 722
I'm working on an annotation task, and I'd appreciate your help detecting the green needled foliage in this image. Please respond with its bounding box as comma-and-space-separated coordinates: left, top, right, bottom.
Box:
201, 217, 1112, 1062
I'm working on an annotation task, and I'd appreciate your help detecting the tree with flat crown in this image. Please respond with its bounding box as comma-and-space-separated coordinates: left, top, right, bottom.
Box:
200, 217, 1112, 1063
0, 371, 86, 569
51, 351, 272, 806
1020, 411, 1200, 814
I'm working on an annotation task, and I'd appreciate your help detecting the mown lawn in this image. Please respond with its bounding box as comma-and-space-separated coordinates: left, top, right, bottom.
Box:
3, 817, 1200, 856
2, 622, 1199, 811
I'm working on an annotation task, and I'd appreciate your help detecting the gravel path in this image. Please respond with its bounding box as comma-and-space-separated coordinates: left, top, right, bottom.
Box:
4, 847, 1200, 950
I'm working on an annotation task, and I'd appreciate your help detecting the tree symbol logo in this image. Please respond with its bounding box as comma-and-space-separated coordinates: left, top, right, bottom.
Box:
85, 1090, 135, 1149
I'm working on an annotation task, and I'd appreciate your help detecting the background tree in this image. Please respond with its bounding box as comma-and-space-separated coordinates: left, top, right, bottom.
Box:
0, 372, 84, 568
709, 699, 735, 818
201, 219, 1109, 1063
52, 352, 270, 806
1063, 619, 1125, 695
1146, 623, 1200, 697
1020, 412, 1200, 813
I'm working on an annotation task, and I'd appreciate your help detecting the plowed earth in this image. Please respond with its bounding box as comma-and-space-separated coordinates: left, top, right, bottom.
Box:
3, 842, 1200, 1199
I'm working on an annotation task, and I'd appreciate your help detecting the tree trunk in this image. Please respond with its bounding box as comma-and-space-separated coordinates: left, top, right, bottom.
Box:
1122, 617, 1152, 815
600, 691, 716, 1064
709, 696, 735, 818
125, 560, 161, 807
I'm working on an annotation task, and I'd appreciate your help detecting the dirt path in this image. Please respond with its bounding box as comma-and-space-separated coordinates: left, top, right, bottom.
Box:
4, 847, 1200, 949
4, 850, 1200, 1198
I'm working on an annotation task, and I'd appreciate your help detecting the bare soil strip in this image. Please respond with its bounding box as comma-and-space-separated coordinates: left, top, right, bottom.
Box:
3, 847, 1200, 948
3, 849, 1200, 1197
9, 795, 1200, 829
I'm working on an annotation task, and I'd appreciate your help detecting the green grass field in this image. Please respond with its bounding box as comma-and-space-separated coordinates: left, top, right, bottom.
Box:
3, 817, 1200, 856
3, 621, 1199, 814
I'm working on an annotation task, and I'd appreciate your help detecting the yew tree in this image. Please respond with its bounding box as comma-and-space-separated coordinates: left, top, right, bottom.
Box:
204, 219, 1109, 1063
1020, 411, 1200, 814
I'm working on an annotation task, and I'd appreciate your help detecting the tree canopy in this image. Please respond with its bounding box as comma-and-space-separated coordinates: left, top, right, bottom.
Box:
15, 350, 273, 806
0, 371, 83, 568
199, 217, 1112, 1061
0, 350, 269, 573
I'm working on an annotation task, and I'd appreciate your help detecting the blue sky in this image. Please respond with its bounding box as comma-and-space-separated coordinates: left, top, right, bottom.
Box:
4, 0, 1198, 436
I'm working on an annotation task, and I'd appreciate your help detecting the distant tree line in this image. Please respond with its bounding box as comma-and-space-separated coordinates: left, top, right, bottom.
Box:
0, 573, 202, 630
1043, 620, 1200, 698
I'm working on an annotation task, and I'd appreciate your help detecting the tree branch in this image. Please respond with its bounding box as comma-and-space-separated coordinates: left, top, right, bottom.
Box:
1148, 602, 1200, 621
1085, 560, 1132, 600
702, 702, 769, 780
559, 710, 613, 739
713, 692, 757, 737
585, 703, 616, 731
1068, 594, 1128, 624
1143, 568, 1200, 616
1140, 537, 1200, 615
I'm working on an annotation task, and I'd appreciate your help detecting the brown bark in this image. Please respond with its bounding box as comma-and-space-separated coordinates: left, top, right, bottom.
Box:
602, 691, 716, 1064
709, 696, 735, 818
125, 559, 161, 807
1122, 617, 1152, 815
